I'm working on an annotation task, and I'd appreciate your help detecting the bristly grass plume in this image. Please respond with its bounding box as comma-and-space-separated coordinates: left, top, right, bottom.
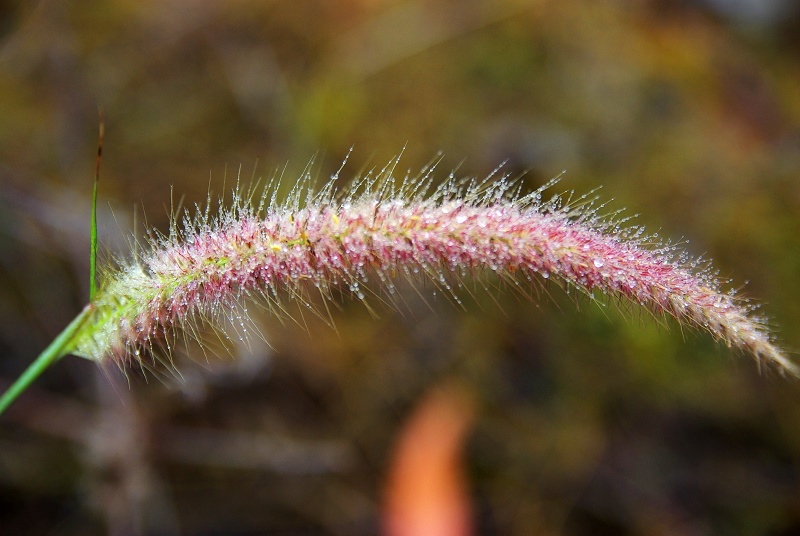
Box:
0, 155, 796, 415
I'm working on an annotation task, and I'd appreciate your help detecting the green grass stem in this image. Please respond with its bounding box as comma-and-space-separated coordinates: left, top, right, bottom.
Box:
90, 117, 103, 301
0, 306, 92, 416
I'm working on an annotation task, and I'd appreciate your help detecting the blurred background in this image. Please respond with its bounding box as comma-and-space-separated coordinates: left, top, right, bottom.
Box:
1, 0, 800, 534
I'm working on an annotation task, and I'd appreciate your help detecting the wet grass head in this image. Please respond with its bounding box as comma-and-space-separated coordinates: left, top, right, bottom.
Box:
68, 156, 797, 378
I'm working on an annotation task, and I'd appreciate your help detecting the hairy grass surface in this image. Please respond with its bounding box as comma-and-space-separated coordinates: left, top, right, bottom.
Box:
67, 160, 796, 376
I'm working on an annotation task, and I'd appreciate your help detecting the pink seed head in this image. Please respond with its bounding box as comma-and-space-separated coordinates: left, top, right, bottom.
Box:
69, 167, 796, 377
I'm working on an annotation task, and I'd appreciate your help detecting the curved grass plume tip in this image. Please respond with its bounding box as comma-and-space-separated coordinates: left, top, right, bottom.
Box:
0, 157, 796, 415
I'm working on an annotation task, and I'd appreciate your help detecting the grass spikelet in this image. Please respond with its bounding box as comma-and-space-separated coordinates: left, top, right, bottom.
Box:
71, 160, 795, 377
0, 159, 795, 415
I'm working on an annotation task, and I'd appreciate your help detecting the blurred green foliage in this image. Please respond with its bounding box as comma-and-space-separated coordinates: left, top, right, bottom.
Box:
1, 1, 800, 534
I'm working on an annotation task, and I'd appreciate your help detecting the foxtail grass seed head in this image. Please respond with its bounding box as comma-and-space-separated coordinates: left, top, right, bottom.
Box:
67, 162, 796, 377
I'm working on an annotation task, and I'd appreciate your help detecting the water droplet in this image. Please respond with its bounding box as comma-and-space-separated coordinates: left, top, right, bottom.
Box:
593, 259, 605, 268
